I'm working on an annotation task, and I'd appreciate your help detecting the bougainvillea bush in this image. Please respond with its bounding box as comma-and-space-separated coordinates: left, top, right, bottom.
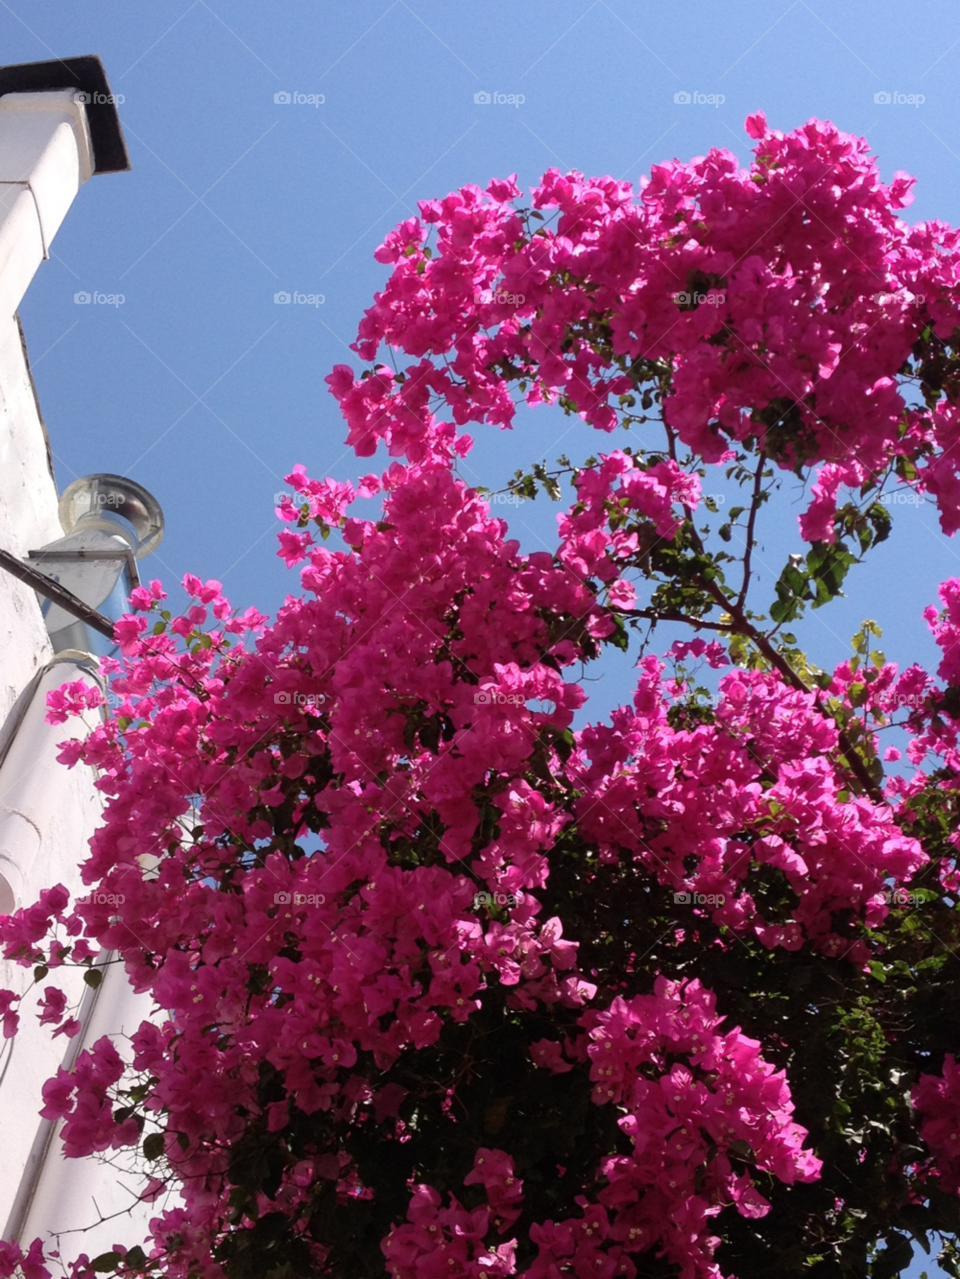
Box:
6, 110, 960, 1278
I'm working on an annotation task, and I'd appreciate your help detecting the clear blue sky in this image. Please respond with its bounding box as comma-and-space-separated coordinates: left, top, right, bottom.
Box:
6, 4, 960, 1273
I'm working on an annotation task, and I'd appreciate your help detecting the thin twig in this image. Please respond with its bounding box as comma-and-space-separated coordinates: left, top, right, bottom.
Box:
697, 578, 884, 803
619, 608, 736, 633
737, 452, 767, 612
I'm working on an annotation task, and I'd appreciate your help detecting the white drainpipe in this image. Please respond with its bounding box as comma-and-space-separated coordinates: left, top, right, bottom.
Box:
0, 87, 94, 321
0, 655, 104, 915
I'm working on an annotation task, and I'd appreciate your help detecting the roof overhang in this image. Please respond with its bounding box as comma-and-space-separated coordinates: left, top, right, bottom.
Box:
0, 55, 130, 174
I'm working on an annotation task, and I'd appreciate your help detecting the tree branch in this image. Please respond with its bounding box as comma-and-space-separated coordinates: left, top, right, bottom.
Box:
737, 452, 767, 612
697, 578, 885, 803
619, 608, 736, 633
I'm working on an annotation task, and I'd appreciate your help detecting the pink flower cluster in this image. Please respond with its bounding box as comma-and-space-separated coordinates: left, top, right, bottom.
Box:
913, 1056, 960, 1193
3, 113, 960, 1279
573, 659, 925, 956
525, 979, 821, 1279
557, 452, 701, 593
41, 1035, 139, 1157
384, 1158, 521, 1279
44, 678, 105, 725
925, 578, 960, 689
328, 114, 960, 537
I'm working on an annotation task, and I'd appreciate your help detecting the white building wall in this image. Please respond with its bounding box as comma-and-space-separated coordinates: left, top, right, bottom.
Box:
0, 313, 65, 699
0, 81, 161, 1269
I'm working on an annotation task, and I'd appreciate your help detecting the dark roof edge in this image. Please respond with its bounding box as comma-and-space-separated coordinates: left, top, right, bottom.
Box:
0, 55, 130, 175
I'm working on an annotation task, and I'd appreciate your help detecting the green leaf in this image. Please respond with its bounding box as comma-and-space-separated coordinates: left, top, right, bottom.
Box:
769, 597, 793, 625
871, 1232, 913, 1279
84, 968, 103, 989
143, 1132, 166, 1161
808, 543, 855, 608
606, 614, 630, 652
868, 501, 892, 545
867, 961, 887, 983
33, 965, 48, 982
848, 682, 867, 707
91, 1253, 121, 1274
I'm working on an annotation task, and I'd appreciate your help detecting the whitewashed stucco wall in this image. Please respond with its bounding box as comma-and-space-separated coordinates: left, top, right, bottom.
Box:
0, 83, 162, 1269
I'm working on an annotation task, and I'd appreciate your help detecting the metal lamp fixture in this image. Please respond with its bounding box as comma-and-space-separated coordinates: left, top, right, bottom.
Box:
27, 473, 164, 656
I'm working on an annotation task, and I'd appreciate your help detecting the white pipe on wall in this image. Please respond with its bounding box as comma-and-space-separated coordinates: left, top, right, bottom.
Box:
0, 659, 103, 913
0, 88, 94, 321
